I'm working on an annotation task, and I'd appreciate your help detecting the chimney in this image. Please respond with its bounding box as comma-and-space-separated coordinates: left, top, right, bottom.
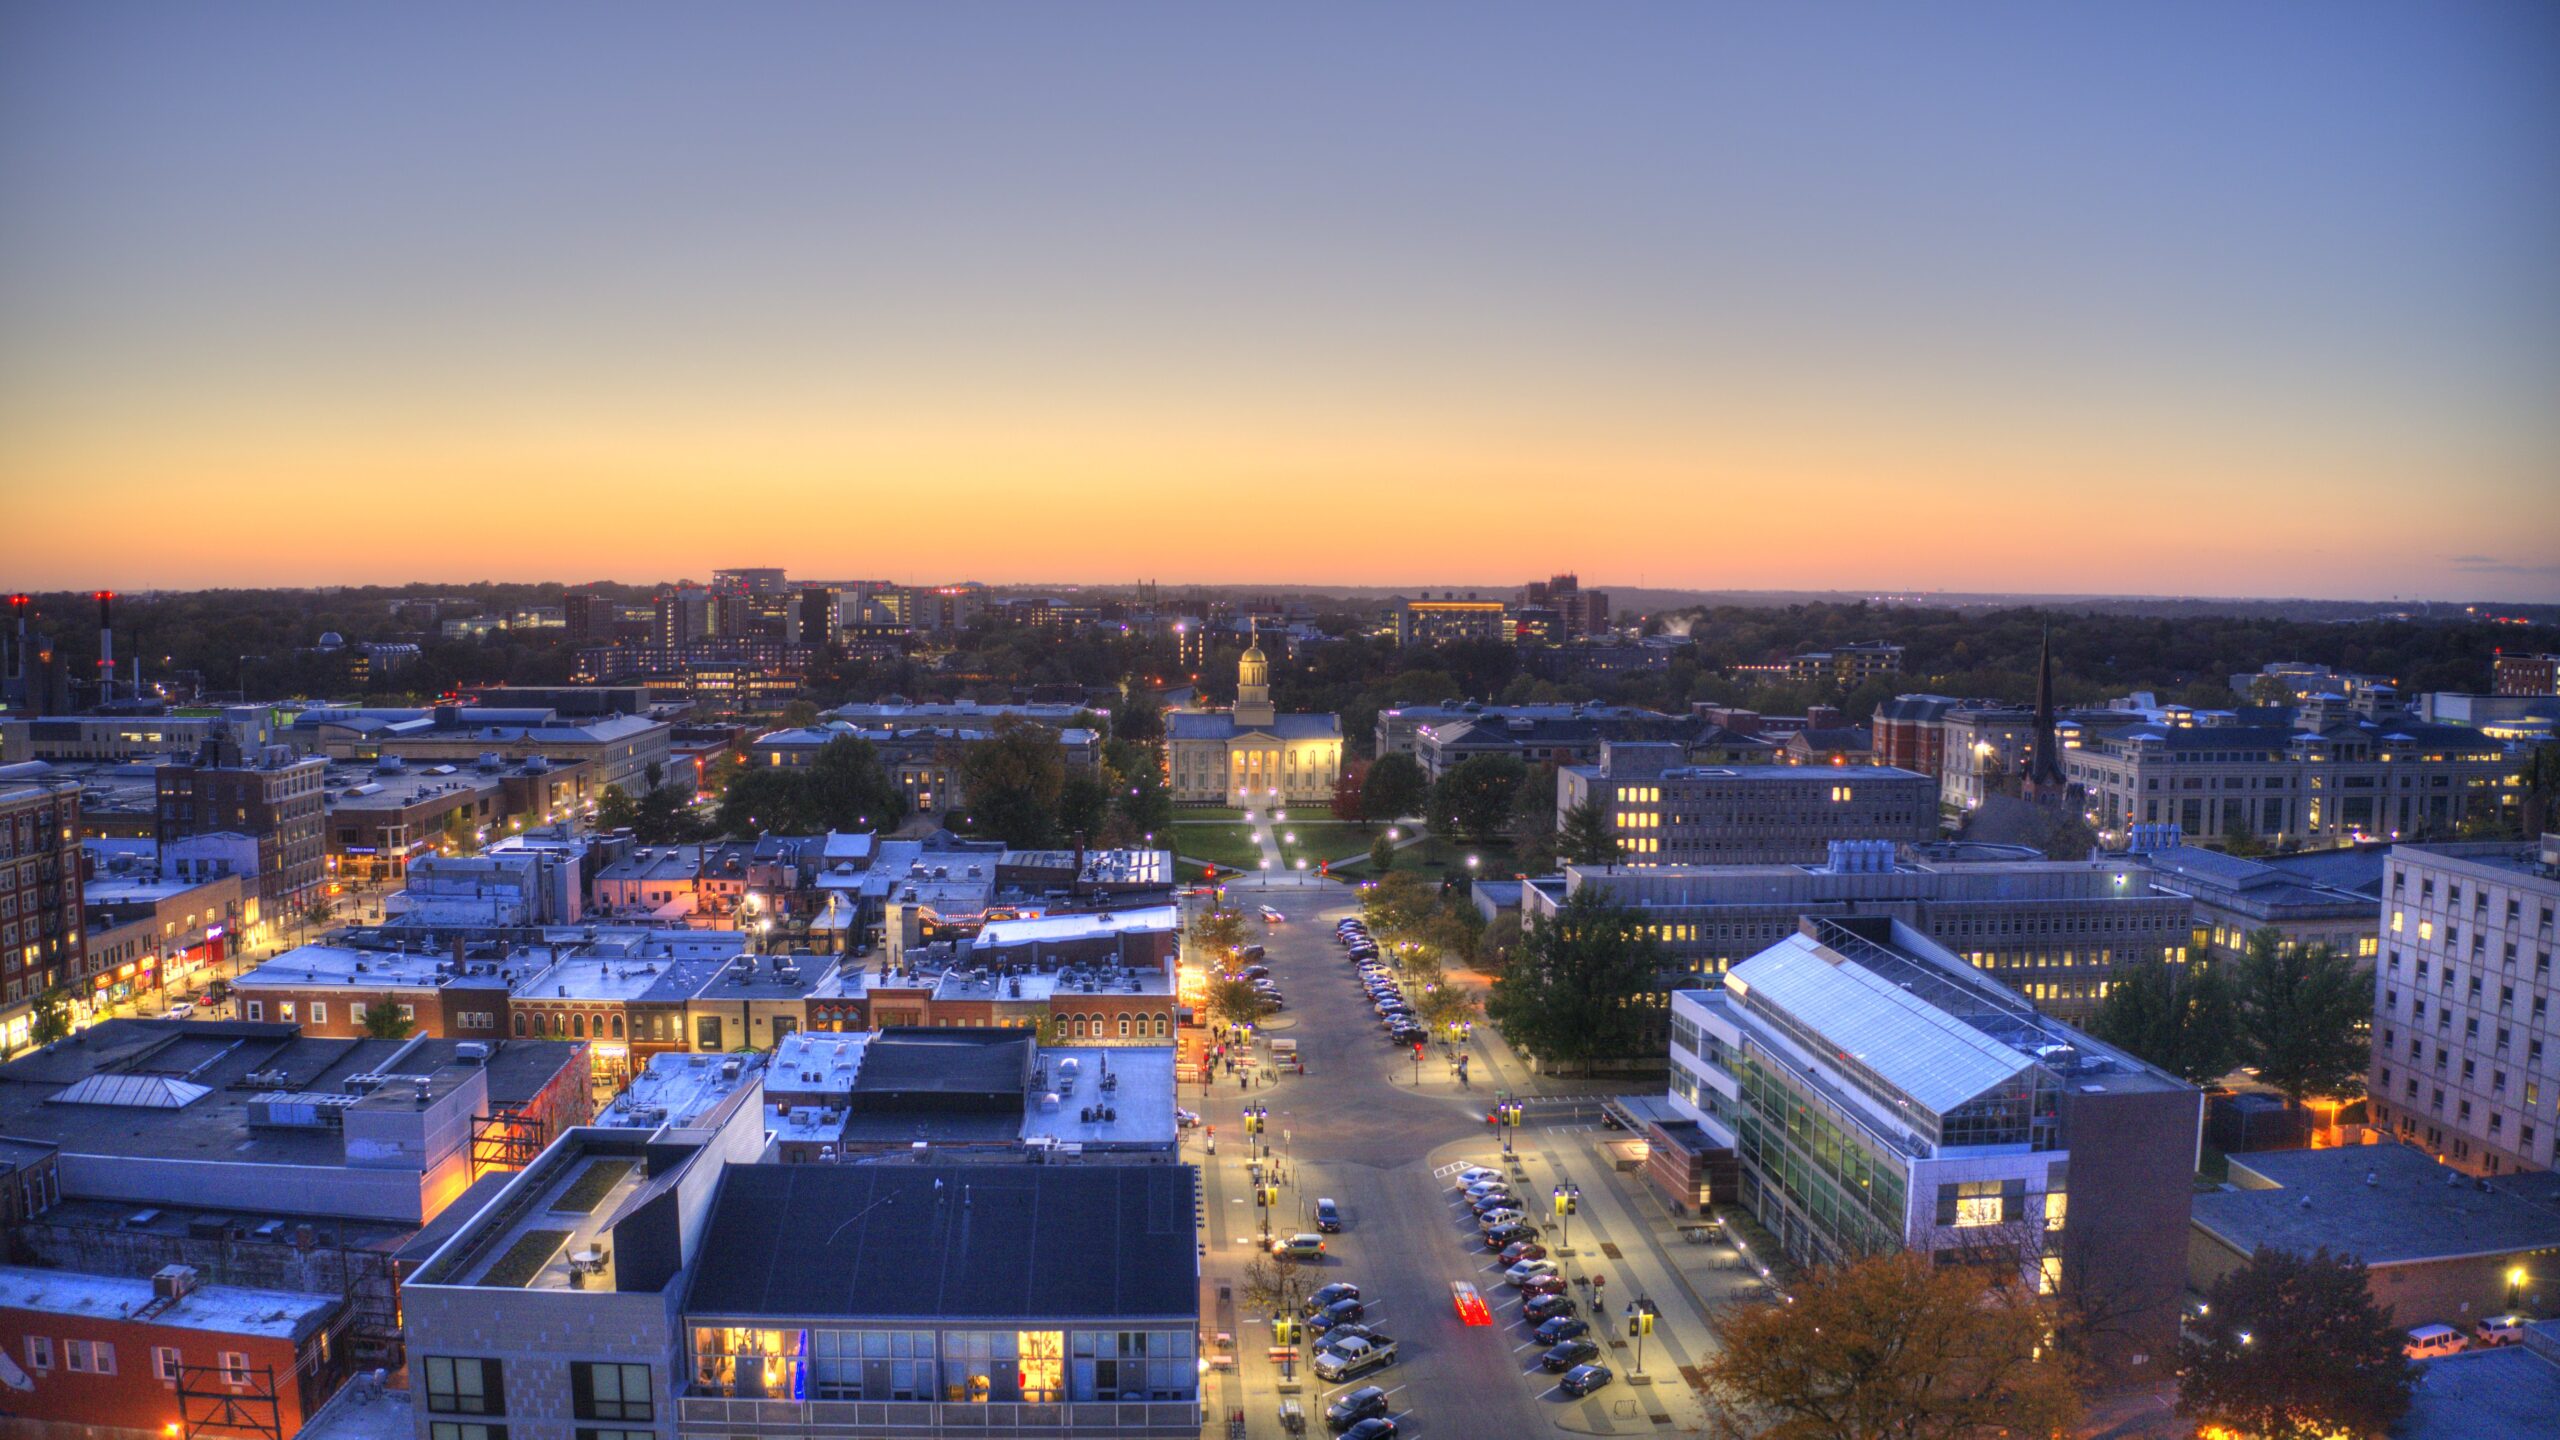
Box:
94, 591, 115, 701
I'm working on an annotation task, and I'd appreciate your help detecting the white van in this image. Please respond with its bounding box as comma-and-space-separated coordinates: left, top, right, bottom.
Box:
2475, 1314, 2527, 1347
1270, 1038, 1298, 1059
2404, 1323, 2467, 1360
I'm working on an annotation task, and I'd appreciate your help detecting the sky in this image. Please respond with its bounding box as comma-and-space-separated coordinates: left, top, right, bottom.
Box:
2, 2, 2555, 600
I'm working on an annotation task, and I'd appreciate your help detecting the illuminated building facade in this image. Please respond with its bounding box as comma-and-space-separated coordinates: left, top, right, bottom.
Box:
1163, 633, 1341, 807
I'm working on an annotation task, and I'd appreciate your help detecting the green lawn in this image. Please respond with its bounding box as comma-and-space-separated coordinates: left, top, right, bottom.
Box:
1336, 833, 1521, 882
1273, 822, 1393, 869
1169, 820, 1266, 871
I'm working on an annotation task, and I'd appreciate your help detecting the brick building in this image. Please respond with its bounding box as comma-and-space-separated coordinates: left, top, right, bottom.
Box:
155, 740, 327, 919
0, 777, 85, 1054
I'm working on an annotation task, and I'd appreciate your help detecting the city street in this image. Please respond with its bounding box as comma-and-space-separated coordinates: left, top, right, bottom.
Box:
1187, 881, 1771, 1439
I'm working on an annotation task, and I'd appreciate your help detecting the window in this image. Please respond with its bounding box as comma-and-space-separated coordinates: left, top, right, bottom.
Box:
310, 1002, 326, 1025
1943, 1179, 2004, 1228
571, 1362, 651, 1422
155, 1346, 181, 1382
431, 1425, 508, 1440
245, 1001, 264, 1022
221, 1352, 251, 1386
424, 1357, 505, 1415
25, 1337, 51, 1372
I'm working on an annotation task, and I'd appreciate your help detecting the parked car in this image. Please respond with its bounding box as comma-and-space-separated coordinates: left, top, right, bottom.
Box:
1500, 1240, 1548, 1266
1309, 1298, 1367, 1333
1305, 1282, 1361, 1315
1521, 1292, 1575, 1323
2405, 1324, 2469, 1360
1506, 1258, 1561, 1286
1315, 1197, 1344, 1232
1272, 1233, 1326, 1260
1339, 1419, 1397, 1440
1455, 1166, 1503, 1186
1559, 1362, 1614, 1397
1518, 1274, 1569, 1299
1176, 1107, 1200, 1128
1324, 1386, 1391, 1433
1482, 1223, 1539, 1250
1541, 1338, 1601, 1371
2476, 1315, 2529, 1347
1463, 1179, 1511, 1198
1534, 1316, 1591, 1345
1476, 1209, 1527, 1231
1240, 965, 1270, 980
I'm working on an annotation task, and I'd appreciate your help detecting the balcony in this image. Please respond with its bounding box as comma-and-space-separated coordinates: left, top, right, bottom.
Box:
679, 1395, 1202, 1436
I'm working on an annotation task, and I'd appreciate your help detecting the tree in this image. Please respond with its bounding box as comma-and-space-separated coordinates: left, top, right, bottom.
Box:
29, 987, 72, 1047
1360, 752, 1428, 825
1188, 903, 1252, 969
1206, 975, 1273, 1030
1432, 754, 1529, 844
360, 995, 417, 1040
1699, 1251, 2082, 1440
1556, 798, 1622, 867
1361, 872, 1441, 944
2233, 929, 2370, 1109
2219, 814, 2265, 858
593, 782, 639, 832
1415, 980, 1479, 1037
804, 736, 904, 831
2090, 959, 2245, 1086
1110, 689, 1165, 745
2177, 1246, 2417, 1440
778, 699, 822, 729
1484, 889, 1663, 1075
717, 765, 813, 838
1241, 1253, 1318, 1376
1057, 770, 1115, 844
1330, 759, 1369, 823
1368, 833, 1396, 874
955, 719, 1068, 846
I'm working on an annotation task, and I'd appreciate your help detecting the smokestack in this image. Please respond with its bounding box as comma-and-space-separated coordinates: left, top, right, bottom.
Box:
4, 594, 24, 695
94, 591, 115, 702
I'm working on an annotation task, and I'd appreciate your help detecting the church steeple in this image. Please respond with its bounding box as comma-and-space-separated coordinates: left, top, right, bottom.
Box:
1233, 620, 1275, 729
2024, 624, 2068, 802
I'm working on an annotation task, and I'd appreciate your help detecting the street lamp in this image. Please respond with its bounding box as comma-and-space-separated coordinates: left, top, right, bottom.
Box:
1553, 1183, 1581, 1254
1625, 1299, 1655, 1376
2510, 1265, 2529, 1307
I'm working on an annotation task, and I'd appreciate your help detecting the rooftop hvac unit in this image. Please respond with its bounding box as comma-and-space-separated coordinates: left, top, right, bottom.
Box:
153, 1265, 199, 1303
454, 1042, 491, 1063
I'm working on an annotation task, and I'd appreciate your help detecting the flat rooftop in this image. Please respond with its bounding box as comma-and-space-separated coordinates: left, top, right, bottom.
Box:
1019, 1046, 1177, 1149
976, 906, 1178, 948
0, 1264, 336, 1340
2394, 1329, 2560, 1439
598, 1052, 765, 1130
686, 1163, 1197, 1321
429, 1136, 664, 1291
234, 943, 463, 991
2194, 1143, 2560, 1267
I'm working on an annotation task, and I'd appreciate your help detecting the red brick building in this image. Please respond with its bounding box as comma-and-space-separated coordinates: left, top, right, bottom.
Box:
0, 1264, 346, 1440
0, 778, 84, 1055
1870, 694, 1972, 781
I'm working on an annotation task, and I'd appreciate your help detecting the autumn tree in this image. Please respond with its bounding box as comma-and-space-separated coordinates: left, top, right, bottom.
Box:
1330, 758, 1370, 823
29, 988, 72, 1047
1206, 976, 1273, 1030
1431, 754, 1528, 844
2177, 1246, 2416, 1440
1699, 1251, 2082, 1440
1367, 833, 1396, 874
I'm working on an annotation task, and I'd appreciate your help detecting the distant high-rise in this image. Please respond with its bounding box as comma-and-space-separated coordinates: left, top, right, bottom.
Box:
798, 585, 840, 647
712, 567, 789, 596
657, 586, 712, 647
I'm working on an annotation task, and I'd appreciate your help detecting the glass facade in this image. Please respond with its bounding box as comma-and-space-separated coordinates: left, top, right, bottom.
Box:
1731, 1050, 1908, 1261
689, 1325, 1194, 1405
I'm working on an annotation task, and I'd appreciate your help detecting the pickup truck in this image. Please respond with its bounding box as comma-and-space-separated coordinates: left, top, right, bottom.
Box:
1311, 1334, 1397, 1382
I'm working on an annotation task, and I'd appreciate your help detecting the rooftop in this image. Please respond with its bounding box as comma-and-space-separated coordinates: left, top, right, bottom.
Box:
2393, 1327, 2560, 1439
685, 1163, 1197, 1320
1725, 931, 2036, 1117
597, 1051, 767, 1130
0, 1264, 338, 1340
232, 943, 470, 992
975, 906, 1178, 949
2193, 1143, 2560, 1267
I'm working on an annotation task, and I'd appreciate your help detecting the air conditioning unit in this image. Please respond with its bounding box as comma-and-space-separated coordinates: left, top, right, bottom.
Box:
153, 1265, 199, 1302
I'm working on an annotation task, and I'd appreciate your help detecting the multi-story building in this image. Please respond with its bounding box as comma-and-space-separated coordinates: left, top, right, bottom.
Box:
1666, 917, 2200, 1372
2131, 840, 2381, 964
1164, 636, 1341, 807
575, 641, 815, 709
230, 942, 515, 1042
2061, 719, 2518, 847
1393, 596, 1510, 647
324, 754, 594, 882
0, 777, 85, 1052
1412, 709, 1768, 782
797, 586, 840, 647
0, 705, 276, 763
155, 741, 329, 918
751, 721, 1100, 818
1517, 573, 1609, 641
2368, 835, 2560, 1175
2492, 653, 2560, 698
1375, 701, 1682, 759
1870, 694, 1974, 780
78, 866, 248, 1016
1545, 843, 2193, 1023
1789, 642, 1903, 686
1555, 742, 1937, 866
298, 705, 672, 798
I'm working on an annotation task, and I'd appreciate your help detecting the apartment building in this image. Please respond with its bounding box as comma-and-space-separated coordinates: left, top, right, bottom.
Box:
1666, 917, 2199, 1372
1545, 842, 2193, 1023
1789, 641, 1903, 686
0, 777, 85, 1052
1393, 596, 1511, 647
1555, 742, 1937, 866
2368, 835, 2560, 1176
156, 741, 328, 918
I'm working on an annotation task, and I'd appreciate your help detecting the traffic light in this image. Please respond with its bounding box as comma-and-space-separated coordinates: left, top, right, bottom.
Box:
1204, 864, 1217, 881
1318, 860, 1328, 877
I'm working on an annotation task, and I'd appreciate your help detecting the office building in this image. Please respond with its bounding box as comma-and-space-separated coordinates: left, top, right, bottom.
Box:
2061, 717, 2518, 846
1789, 642, 1904, 686
1869, 694, 1974, 778
1666, 917, 2199, 1372
1544, 842, 2193, 1022
289, 705, 674, 797
1555, 741, 1937, 865
155, 738, 328, 919
2131, 840, 2381, 963
2368, 835, 2560, 1175
1412, 708, 1767, 782
0, 777, 85, 1053
1375, 700, 1692, 759
79, 863, 248, 1018
1392, 595, 1510, 647
2493, 653, 2560, 698
1517, 573, 1609, 641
